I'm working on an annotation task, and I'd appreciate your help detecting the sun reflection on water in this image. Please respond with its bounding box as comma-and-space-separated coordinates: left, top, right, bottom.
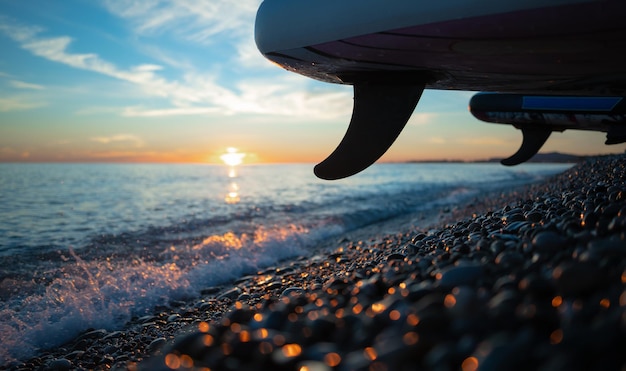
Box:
220, 147, 245, 204
225, 182, 240, 204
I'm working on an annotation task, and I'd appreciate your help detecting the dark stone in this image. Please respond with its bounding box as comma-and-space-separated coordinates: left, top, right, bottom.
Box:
438, 263, 484, 288
531, 231, 568, 254
587, 235, 626, 257
525, 211, 543, 223
236, 293, 252, 302
280, 287, 305, 299
47, 358, 72, 371
217, 287, 242, 300
146, 337, 167, 354
386, 253, 406, 261
552, 262, 603, 296
494, 251, 524, 269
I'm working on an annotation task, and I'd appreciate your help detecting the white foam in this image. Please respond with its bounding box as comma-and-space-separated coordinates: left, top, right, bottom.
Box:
0, 224, 312, 363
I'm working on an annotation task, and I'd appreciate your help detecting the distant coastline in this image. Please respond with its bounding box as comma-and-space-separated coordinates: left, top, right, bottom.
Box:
406, 151, 587, 164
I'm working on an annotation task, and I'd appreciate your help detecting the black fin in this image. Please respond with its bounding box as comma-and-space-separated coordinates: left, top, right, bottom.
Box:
314, 83, 424, 180
501, 127, 552, 166
605, 125, 626, 145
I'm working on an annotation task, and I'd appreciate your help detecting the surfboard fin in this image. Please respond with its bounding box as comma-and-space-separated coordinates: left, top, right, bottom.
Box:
314, 83, 424, 180
605, 125, 626, 145
501, 127, 552, 166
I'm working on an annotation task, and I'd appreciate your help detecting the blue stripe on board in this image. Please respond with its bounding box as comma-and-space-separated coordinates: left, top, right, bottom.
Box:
522, 96, 622, 111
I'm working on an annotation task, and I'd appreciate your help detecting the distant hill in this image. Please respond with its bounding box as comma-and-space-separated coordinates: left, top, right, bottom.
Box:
406, 152, 584, 164
487, 152, 584, 163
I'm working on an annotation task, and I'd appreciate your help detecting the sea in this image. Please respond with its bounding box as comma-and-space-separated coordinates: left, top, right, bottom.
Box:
0, 162, 573, 363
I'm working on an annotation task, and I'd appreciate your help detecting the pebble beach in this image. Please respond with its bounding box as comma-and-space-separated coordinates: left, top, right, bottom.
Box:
5, 154, 626, 371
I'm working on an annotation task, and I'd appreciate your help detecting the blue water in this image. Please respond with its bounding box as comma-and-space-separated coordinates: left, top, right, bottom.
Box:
0, 162, 571, 363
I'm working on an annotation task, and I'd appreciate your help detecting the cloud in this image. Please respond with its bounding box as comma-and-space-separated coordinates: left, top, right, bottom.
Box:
74, 106, 123, 115
0, 13, 351, 119
122, 106, 220, 117
90, 134, 145, 147
235, 36, 275, 68
0, 97, 46, 112
408, 113, 437, 126
0, 147, 30, 159
458, 137, 510, 146
0, 16, 41, 42
9, 80, 45, 90
0, 70, 45, 91
428, 137, 447, 144
101, 0, 259, 43
85, 150, 158, 160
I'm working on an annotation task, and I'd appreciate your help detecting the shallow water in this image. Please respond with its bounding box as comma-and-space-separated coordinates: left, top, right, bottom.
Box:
0, 162, 571, 363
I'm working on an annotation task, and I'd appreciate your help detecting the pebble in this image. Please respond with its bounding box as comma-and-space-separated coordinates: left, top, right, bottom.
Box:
531, 230, 568, 254
438, 263, 484, 288
217, 287, 242, 300
280, 287, 305, 299
552, 261, 603, 296
46, 358, 72, 371
146, 337, 167, 354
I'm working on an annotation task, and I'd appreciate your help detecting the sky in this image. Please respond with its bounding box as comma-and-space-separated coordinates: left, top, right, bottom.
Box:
1, 0, 624, 165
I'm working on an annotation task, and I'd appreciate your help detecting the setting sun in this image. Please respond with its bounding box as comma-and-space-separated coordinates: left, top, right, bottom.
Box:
220, 147, 246, 167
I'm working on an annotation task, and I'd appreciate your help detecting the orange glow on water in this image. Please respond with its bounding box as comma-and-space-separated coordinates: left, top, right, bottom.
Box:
224, 182, 240, 204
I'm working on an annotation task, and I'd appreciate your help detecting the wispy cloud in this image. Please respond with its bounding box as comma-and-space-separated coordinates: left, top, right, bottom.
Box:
122, 106, 220, 117
0, 15, 351, 119
0, 96, 46, 112
0, 147, 30, 159
458, 137, 510, 146
101, 0, 259, 43
9, 80, 45, 90
408, 113, 437, 126
90, 134, 145, 147
428, 137, 447, 144
0, 70, 45, 94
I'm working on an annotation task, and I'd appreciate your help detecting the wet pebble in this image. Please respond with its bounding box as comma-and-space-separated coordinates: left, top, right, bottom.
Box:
552, 262, 603, 296
438, 263, 484, 288
217, 287, 242, 300
46, 358, 72, 371
280, 287, 305, 299
146, 337, 167, 354
531, 230, 568, 254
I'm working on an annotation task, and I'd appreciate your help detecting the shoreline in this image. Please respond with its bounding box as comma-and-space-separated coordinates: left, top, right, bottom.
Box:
5, 155, 625, 370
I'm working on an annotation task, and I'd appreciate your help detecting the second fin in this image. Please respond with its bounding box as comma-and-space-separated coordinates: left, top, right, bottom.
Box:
501, 127, 552, 166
